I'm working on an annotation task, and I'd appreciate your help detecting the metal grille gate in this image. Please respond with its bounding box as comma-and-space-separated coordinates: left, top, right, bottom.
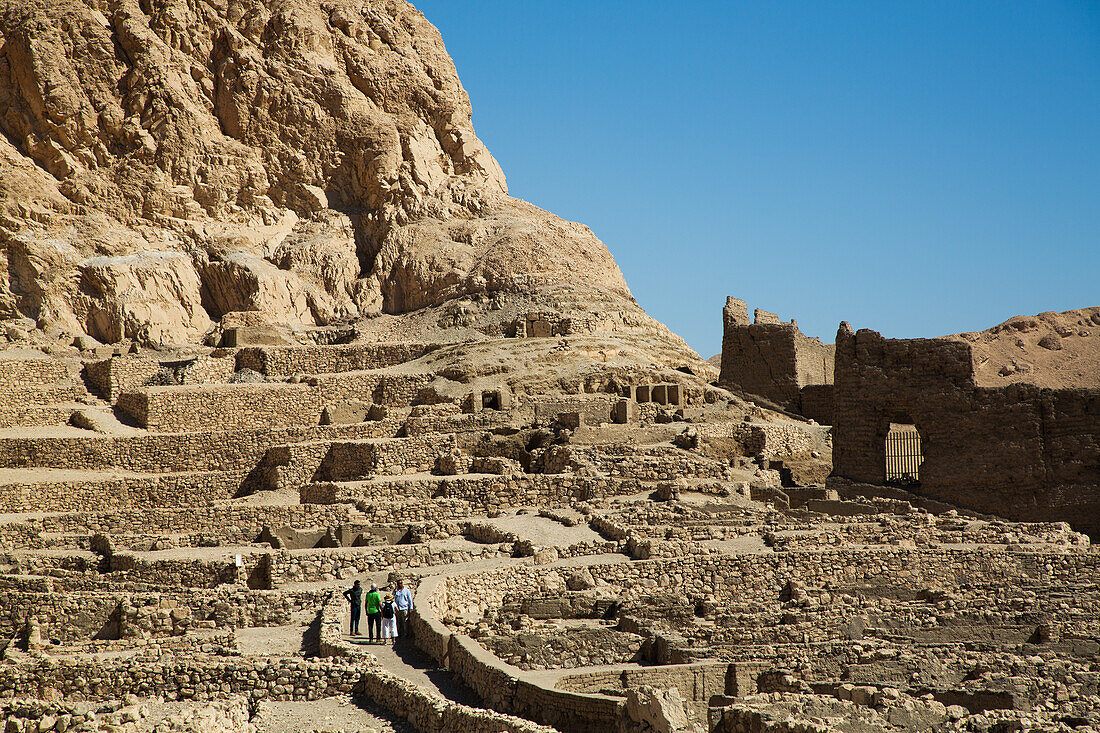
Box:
885, 424, 922, 483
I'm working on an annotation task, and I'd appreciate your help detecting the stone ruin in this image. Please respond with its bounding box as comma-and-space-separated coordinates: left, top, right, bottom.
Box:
718, 298, 835, 424
0, 298, 1095, 733
0, 0, 1096, 728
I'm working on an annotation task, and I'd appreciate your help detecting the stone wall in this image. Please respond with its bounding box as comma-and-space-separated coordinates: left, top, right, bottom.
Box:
37, 503, 356, 538
86, 353, 235, 402
718, 297, 834, 413
303, 474, 645, 513
480, 627, 644, 670
0, 423, 391, 473
113, 377, 434, 433
697, 420, 822, 459
116, 383, 322, 432
85, 355, 159, 401
407, 547, 1097, 733
429, 549, 1097, 620
268, 544, 507, 585
0, 357, 76, 387
0, 404, 78, 429
312, 371, 434, 407
405, 408, 527, 436
533, 396, 615, 426
832, 324, 1100, 538
0, 358, 86, 428
235, 343, 439, 376
0, 587, 324, 641
0, 469, 249, 512
568, 444, 732, 481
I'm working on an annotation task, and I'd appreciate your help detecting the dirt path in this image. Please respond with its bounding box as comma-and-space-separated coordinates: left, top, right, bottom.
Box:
347, 637, 483, 708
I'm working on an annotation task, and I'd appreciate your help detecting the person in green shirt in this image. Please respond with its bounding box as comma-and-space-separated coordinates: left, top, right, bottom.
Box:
365, 582, 383, 643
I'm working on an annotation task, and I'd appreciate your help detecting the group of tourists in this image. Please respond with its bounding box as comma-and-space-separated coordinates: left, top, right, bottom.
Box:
342, 578, 414, 644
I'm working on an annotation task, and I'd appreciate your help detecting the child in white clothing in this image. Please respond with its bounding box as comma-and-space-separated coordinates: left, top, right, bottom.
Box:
381, 593, 398, 643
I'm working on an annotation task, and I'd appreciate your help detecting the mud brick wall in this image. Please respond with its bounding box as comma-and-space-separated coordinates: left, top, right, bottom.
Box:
799, 384, 835, 425
718, 297, 833, 412
235, 343, 440, 376
116, 383, 322, 432
832, 325, 1100, 538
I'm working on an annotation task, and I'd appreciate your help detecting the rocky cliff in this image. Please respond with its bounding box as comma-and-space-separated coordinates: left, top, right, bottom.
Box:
0, 0, 688, 359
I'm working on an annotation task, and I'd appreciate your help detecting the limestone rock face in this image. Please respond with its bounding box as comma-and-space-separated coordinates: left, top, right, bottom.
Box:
199, 253, 315, 326
79, 251, 211, 344
0, 0, 688, 356
623, 685, 699, 733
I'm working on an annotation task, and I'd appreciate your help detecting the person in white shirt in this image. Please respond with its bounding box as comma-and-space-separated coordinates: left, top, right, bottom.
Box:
393, 579, 414, 642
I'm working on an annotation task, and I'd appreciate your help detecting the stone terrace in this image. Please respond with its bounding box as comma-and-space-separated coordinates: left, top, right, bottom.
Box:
0, 335, 1096, 733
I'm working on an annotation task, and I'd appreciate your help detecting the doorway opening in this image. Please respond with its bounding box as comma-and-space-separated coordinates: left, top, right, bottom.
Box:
885, 423, 922, 486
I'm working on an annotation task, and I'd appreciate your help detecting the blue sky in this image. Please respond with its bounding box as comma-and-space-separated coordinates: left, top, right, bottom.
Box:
415, 1, 1100, 357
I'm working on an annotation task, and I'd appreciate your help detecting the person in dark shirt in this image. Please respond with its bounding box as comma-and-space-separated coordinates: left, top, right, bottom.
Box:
343, 580, 362, 635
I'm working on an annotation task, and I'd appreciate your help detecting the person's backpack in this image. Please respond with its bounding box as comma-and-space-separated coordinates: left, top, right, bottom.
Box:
382, 600, 395, 619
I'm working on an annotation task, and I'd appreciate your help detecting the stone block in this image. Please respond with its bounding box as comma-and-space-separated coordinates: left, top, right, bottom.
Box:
221, 327, 292, 347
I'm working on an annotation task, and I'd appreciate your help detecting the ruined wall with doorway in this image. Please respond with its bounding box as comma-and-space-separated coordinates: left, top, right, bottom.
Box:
718, 297, 834, 416
831, 324, 1100, 537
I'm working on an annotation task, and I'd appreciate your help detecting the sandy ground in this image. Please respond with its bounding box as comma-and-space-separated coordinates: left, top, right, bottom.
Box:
482, 513, 603, 546
951, 306, 1100, 388
253, 697, 413, 733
